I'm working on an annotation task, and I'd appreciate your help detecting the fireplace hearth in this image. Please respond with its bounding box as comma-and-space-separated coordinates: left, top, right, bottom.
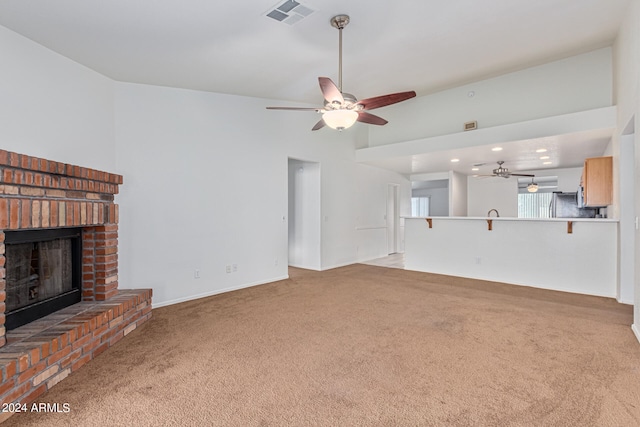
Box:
0, 149, 152, 418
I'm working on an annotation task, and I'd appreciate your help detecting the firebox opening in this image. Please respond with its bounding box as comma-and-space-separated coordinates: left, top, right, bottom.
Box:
5, 228, 82, 330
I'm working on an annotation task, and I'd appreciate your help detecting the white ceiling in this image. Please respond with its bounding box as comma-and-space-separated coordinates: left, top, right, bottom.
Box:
0, 0, 630, 176
363, 129, 615, 177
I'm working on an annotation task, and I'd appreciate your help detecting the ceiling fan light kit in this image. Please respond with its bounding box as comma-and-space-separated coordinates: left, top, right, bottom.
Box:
323, 109, 358, 130
527, 180, 539, 192
266, 15, 416, 131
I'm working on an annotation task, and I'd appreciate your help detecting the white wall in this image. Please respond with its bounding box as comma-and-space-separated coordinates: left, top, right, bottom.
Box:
114, 83, 286, 305
546, 167, 584, 192
613, 0, 640, 338
368, 48, 613, 147
114, 82, 384, 305
355, 164, 410, 261
0, 26, 115, 171
467, 176, 518, 217
619, 135, 635, 304
449, 171, 468, 216
112, 81, 411, 306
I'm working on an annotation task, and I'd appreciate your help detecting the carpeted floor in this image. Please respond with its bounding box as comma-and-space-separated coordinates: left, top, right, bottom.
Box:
4, 264, 640, 426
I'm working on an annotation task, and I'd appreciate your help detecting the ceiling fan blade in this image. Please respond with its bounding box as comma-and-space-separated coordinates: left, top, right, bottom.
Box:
311, 119, 326, 131
510, 173, 535, 177
319, 77, 344, 105
357, 91, 417, 110
266, 106, 322, 111
357, 111, 388, 126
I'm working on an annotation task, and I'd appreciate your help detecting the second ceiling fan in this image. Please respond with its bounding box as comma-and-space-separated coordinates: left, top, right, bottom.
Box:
267, 15, 416, 131
475, 161, 535, 178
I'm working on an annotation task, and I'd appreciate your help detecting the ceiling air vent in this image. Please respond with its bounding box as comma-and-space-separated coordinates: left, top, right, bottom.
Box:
265, 0, 315, 25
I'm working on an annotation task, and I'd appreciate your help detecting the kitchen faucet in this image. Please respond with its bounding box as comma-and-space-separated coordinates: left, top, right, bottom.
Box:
487, 209, 500, 217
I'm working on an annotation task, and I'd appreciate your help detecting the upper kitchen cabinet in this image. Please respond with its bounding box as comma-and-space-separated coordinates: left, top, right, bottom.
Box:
581, 156, 612, 207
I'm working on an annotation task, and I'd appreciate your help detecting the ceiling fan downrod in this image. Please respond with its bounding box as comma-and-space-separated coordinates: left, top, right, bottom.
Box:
331, 15, 350, 93
265, 13, 416, 132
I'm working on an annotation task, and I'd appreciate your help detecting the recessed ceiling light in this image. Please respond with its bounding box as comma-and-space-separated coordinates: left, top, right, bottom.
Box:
536, 148, 547, 153
491, 147, 503, 152
471, 167, 479, 171
451, 158, 460, 163
540, 156, 550, 160
543, 161, 552, 165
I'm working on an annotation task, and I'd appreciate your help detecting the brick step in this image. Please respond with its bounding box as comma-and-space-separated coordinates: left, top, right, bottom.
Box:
0, 289, 152, 418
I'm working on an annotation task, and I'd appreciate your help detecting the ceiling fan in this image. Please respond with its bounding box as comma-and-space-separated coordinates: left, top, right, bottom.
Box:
266, 15, 416, 131
475, 161, 535, 178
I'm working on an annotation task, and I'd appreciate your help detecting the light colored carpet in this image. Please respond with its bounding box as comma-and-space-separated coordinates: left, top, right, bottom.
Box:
4, 264, 640, 426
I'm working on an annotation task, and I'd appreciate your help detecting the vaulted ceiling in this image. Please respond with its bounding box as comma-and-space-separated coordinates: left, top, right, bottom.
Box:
0, 0, 631, 175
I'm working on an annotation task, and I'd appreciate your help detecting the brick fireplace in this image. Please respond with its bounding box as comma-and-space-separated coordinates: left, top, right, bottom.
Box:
0, 149, 152, 412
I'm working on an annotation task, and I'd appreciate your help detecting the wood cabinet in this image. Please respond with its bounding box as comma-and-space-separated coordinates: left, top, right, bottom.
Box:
581, 156, 612, 207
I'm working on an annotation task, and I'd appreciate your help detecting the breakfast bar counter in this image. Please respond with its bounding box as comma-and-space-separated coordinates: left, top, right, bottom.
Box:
403, 216, 618, 298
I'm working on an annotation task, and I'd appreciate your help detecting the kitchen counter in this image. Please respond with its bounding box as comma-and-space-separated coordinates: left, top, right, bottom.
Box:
403, 216, 618, 222
403, 216, 618, 298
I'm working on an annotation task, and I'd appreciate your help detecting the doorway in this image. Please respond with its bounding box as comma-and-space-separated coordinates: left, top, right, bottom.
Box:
288, 158, 321, 270
387, 184, 399, 255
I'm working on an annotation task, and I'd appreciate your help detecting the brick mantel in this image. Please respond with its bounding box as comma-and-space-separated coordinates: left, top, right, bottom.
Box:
0, 149, 122, 231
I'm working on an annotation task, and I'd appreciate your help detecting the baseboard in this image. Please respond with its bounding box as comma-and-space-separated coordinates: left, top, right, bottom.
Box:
152, 274, 289, 309
632, 324, 640, 345
321, 261, 358, 270
296, 258, 399, 271
403, 265, 617, 299
288, 263, 321, 271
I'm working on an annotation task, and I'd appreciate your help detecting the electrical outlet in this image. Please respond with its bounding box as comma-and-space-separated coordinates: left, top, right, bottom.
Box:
194, 269, 200, 279
226, 265, 231, 273
232, 264, 238, 272
274, 259, 279, 266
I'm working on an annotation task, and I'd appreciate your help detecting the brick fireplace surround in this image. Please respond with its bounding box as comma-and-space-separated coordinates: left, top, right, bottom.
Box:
0, 149, 152, 416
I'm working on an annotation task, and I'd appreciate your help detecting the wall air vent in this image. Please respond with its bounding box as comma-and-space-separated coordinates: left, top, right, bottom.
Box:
464, 121, 478, 131
265, 0, 315, 25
